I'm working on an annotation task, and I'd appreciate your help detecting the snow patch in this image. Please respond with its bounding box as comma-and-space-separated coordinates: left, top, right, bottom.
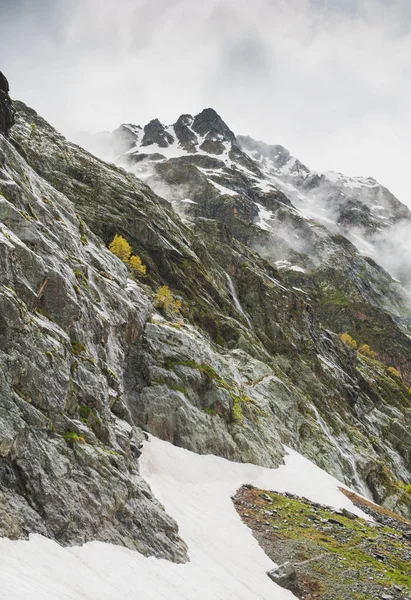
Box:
0, 436, 369, 600
210, 180, 238, 196
255, 202, 273, 231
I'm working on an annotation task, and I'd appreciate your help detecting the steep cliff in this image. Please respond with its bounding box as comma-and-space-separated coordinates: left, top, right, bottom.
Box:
0, 79, 410, 561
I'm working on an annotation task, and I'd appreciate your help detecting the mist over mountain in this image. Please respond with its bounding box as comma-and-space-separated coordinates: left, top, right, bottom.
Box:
1, 71, 410, 599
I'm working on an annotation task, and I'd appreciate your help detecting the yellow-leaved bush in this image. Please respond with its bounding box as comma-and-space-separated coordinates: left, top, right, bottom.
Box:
387, 366, 401, 379
154, 285, 182, 313
129, 255, 147, 278
109, 234, 131, 262
339, 333, 357, 349
108, 234, 146, 278
358, 344, 376, 358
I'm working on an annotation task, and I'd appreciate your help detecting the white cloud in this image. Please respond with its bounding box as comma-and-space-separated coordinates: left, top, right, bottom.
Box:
2, 0, 411, 204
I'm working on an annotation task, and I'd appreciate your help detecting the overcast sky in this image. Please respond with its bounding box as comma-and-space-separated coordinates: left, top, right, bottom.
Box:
2, 0, 411, 204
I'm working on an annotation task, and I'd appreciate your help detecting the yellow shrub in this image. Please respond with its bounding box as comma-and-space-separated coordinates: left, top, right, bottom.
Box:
339, 333, 357, 350
154, 286, 181, 313
109, 234, 131, 263
155, 285, 173, 309
129, 255, 147, 278
109, 234, 148, 278
388, 366, 401, 379
172, 299, 182, 313
358, 344, 376, 358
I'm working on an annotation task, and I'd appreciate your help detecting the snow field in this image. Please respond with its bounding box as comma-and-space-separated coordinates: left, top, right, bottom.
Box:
0, 435, 368, 600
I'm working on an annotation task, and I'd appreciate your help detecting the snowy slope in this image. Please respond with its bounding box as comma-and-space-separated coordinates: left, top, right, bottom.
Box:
97, 110, 411, 288
0, 436, 368, 600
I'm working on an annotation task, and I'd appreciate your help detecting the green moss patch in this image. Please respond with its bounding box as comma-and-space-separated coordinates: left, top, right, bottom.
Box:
233, 486, 411, 599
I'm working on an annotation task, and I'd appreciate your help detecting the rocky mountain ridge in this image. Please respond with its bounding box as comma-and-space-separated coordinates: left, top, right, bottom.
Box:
0, 71, 410, 563
98, 108, 411, 285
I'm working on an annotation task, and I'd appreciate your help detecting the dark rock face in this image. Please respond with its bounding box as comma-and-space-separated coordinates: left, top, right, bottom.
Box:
0, 72, 15, 137
174, 114, 197, 150
192, 108, 236, 142
142, 118, 174, 147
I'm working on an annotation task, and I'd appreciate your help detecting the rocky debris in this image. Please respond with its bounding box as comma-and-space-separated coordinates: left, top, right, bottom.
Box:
0, 72, 14, 137
233, 487, 411, 600
267, 561, 297, 587
339, 487, 411, 537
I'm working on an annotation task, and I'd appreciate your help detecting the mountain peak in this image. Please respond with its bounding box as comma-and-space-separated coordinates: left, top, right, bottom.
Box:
142, 118, 174, 148
0, 72, 15, 137
192, 108, 235, 142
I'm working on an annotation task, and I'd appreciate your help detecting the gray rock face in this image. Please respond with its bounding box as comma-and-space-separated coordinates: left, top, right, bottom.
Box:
0, 72, 14, 137
89, 108, 411, 517
174, 114, 197, 151
0, 123, 187, 561
2, 77, 410, 560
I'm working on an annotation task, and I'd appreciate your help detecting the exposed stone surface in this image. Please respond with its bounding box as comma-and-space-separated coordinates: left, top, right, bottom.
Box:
1, 69, 410, 561
9, 99, 411, 520
0, 115, 187, 561
234, 486, 411, 600
0, 72, 14, 137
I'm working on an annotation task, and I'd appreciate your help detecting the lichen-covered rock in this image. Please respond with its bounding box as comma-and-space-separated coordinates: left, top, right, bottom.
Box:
4, 90, 411, 526
0, 127, 187, 561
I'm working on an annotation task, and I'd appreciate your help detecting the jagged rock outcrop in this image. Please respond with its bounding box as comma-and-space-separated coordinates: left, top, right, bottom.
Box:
0, 72, 14, 137
0, 101, 187, 561
0, 71, 410, 560
85, 107, 411, 516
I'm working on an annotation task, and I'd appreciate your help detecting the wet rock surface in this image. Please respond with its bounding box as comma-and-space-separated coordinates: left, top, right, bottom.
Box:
1, 71, 410, 555
0, 111, 187, 561
233, 486, 411, 600
9, 98, 411, 517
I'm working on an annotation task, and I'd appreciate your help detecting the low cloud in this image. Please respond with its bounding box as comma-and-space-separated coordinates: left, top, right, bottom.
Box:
2, 0, 411, 205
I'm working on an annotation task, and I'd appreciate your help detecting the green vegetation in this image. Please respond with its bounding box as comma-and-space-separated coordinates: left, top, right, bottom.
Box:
104, 366, 118, 380
26, 201, 39, 220
169, 384, 187, 394
204, 407, 218, 416
35, 307, 55, 322
73, 269, 89, 290
77, 214, 88, 245
71, 341, 87, 356
231, 396, 244, 424
164, 359, 262, 424
79, 405, 92, 422
63, 431, 86, 444
234, 488, 411, 596
45, 351, 54, 364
